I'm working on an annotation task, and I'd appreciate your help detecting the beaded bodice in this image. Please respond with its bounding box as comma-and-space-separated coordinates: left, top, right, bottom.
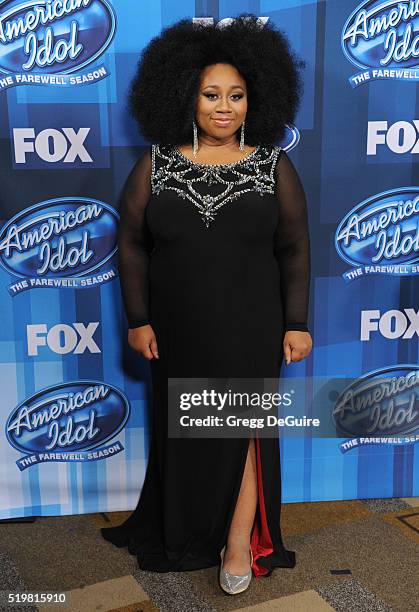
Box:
151, 144, 282, 227
116, 143, 310, 333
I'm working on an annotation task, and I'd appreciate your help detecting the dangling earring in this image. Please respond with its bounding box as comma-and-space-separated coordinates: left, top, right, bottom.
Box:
193, 120, 198, 157
239, 120, 245, 151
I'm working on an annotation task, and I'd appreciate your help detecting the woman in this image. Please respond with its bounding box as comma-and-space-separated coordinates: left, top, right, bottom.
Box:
101, 15, 312, 595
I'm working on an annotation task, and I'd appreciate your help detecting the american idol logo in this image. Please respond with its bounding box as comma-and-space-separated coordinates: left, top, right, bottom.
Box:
342, 1, 419, 87
333, 366, 419, 453
0, 197, 119, 296
0, 0, 116, 91
281, 124, 300, 152
335, 187, 419, 283
6, 380, 130, 471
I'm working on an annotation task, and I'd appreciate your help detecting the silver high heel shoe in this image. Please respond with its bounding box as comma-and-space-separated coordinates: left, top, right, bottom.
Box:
219, 544, 254, 595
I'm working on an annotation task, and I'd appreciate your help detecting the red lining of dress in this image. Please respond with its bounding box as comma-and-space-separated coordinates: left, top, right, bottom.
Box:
250, 433, 274, 577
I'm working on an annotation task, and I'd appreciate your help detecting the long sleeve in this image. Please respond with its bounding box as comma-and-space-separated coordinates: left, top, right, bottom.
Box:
117, 148, 154, 329
273, 149, 311, 333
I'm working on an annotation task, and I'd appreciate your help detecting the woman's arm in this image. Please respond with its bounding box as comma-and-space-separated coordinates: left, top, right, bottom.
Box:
117, 148, 154, 329
273, 149, 311, 335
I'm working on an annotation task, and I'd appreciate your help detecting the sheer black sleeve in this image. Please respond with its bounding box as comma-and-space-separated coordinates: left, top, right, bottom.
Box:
117, 148, 154, 329
273, 149, 311, 334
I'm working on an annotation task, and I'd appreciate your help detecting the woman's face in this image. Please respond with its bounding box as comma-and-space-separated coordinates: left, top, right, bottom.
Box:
195, 63, 248, 141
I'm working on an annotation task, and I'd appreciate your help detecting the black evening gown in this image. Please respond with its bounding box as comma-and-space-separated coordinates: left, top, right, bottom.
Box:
101, 143, 311, 576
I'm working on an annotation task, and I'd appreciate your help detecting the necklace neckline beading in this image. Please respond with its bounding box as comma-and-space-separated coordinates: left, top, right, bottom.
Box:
173, 145, 261, 169
152, 144, 280, 228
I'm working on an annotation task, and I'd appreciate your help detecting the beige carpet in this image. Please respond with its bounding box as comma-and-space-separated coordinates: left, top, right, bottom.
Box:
0, 496, 417, 612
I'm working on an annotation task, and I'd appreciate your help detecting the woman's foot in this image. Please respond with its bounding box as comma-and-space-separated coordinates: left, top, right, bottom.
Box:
219, 543, 253, 595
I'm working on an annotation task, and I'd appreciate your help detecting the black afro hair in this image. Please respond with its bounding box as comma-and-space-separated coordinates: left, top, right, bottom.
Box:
128, 14, 305, 146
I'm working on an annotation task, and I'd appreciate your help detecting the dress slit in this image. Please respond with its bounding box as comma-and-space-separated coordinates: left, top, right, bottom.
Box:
220, 433, 275, 579
250, 432, 275, 576
219, 435, 253, 551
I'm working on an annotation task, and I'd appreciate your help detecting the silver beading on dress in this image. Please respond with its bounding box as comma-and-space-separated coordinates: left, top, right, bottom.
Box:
151, 144, 282, 228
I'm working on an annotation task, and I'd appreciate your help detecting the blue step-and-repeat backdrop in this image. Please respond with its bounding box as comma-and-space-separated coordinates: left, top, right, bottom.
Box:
0, 1, 418, 519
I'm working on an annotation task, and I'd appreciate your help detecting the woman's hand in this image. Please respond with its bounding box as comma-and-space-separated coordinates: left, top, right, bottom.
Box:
283, 330, 312, 365
128, 325, 159, 360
